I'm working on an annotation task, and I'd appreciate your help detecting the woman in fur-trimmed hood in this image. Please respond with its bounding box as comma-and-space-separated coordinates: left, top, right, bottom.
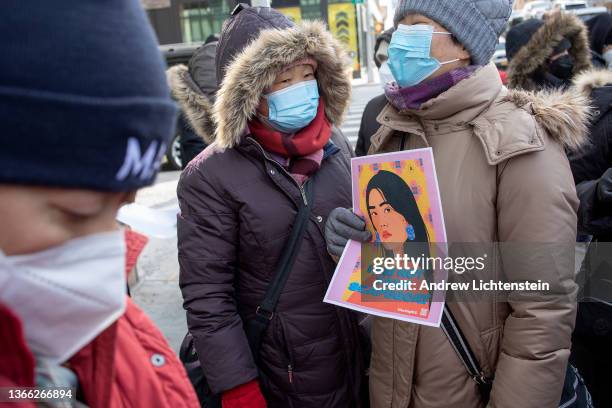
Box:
506, 12, 593, 91
170, 5, 365, 408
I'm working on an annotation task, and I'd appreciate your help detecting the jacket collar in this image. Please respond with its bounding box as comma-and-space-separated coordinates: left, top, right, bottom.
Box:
371, 63, 591, 161
323, 140, 340, 159
377, 63, 502, 129
414, 63, 502, 122
590, 86, 612, 123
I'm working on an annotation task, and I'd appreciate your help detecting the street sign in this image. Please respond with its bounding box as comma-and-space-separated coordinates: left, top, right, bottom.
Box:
277, 6, 302, 23
329, 3, 360, 72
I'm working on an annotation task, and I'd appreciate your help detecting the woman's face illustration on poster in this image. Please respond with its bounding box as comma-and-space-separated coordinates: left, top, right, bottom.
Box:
367, 188, 409, 252
366, 170, 428, 254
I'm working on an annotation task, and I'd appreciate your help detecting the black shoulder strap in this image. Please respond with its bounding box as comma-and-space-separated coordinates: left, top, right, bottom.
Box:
246, 181, 313, 359
440, 305, 493, 403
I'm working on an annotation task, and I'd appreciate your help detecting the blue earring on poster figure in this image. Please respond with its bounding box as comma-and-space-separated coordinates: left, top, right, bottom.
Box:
406, 225, 415, 241
375, 231, 381, 243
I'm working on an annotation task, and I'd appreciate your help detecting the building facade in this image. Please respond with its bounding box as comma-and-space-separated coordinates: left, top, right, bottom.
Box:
146, 0, 367, 76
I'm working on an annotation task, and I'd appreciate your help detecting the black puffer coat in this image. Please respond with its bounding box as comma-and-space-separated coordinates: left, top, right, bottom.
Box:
355, 94, 387, 157
569, 70, 612, 239
568, 69, 612, 408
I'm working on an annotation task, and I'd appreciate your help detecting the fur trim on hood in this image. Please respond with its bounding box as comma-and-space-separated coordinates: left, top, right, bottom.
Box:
167, 21, 351, 148
167, 65, 215, 144
167, 22, 351, 148
573, 69, 612, 96
508, 12, 592, 91
503, 87, 591, 151
214, 20, 352, 148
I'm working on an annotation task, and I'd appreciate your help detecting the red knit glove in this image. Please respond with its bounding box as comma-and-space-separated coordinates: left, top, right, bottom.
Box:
222, 380, 267, 408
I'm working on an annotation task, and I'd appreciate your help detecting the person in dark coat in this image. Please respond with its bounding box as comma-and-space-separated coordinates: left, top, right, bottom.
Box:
0, 0, 199, 406
374, 27, 394, 70
506, 12, 612, 408
585, 13, 612, 69
355, 95, 388, 157
568, 68, 612, 408
168, 37, 219, 168
505, 13, 593, 91
355, 28, 395, 157
171, 5, 365, 408
176, 112, 204, 169
571, 70, 612, 190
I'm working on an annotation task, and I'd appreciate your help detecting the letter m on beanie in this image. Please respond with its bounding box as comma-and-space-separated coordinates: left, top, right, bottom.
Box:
116, 138, 167, 182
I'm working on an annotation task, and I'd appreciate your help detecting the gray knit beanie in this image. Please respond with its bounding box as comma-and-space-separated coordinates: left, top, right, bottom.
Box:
394, 0, 513, 65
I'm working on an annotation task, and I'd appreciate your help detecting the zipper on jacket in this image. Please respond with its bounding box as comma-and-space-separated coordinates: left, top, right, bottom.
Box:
276, 315, 296, 387
247, 137, 310, 206
299, 184, 308, 206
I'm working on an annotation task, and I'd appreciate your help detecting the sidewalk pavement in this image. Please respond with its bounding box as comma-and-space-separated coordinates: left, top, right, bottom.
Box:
130, 172, 185, 353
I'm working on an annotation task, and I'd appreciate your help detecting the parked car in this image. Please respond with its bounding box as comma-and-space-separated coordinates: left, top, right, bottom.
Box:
553, 0, 588, 10
509, 9, 527, 27
493, 37, 508, 70
159, 43, 200, 170
570, 6, 609, 21
524, 0, 553, 19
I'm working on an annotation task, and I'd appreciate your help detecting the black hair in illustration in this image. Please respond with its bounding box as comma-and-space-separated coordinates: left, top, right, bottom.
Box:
366, 170, 429, 245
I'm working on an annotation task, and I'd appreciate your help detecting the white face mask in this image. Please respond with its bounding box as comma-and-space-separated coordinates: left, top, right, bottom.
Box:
379, 61, 395, 89
0, 230, 127, 364
603, 49, 612, 70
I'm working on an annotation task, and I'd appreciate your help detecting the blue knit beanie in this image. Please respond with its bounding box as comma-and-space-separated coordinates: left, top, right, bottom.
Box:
394, 0, 513, 65
0, 0, 178, 191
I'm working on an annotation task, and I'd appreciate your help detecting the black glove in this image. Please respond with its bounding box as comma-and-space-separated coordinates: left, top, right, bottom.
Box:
597, 168, 612, 204
325, 208, 372, 258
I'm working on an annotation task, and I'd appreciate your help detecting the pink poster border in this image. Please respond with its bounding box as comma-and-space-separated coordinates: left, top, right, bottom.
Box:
324, 148, 447, 327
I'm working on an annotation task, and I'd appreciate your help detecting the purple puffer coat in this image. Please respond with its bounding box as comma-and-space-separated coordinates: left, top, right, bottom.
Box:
173, 11, 366, 406
178, 130, 365, 407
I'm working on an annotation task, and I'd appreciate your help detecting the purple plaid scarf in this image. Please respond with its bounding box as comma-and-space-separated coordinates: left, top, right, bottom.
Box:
269, 149, 324, 186
384, 66, 480, 112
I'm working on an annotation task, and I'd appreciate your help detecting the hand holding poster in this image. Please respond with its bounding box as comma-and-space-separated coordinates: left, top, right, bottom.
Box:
324, 148, 447, 327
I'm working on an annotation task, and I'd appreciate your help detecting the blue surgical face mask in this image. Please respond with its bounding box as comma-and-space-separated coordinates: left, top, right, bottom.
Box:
388, 24, 460, 88
264, 80, 319, 133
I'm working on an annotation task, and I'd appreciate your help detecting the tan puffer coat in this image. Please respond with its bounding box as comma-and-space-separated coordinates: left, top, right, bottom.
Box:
368, 63, 590, 408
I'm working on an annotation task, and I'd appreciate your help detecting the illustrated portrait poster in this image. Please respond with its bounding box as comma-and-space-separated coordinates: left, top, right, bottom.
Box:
324, 148, 447, 327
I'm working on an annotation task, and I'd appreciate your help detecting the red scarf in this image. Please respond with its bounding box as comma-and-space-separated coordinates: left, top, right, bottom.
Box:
248, 98, 331, 158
